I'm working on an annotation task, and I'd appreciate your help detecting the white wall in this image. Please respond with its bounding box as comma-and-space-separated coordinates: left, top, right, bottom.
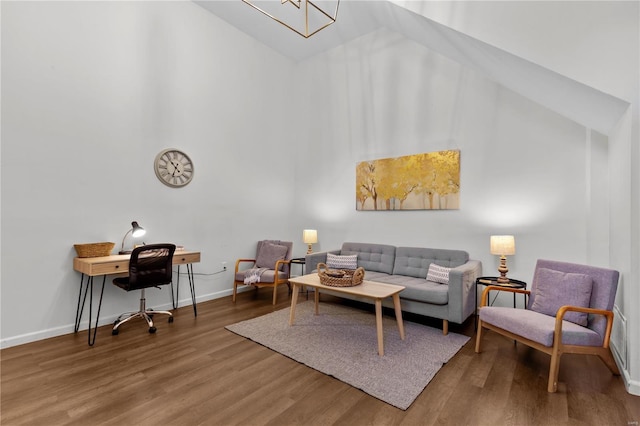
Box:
293, 26, 593, 294
1, 1, 297, 345
1, 0, 638, 396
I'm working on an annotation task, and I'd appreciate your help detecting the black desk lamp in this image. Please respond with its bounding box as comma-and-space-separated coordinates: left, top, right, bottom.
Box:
119, 221, 146, 254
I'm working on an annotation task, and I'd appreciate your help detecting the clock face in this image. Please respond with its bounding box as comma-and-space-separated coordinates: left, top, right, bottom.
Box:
154, 149, 194, 188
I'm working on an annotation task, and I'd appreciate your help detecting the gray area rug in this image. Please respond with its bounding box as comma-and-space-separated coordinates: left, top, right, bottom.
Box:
225, 301, 469, 410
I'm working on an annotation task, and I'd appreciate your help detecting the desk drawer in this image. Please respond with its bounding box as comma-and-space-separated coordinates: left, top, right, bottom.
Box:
91, 260, 129, 275
174, 252, 200, 265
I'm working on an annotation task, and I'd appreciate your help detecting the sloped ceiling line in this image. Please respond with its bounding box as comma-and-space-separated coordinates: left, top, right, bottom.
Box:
194, 0, 629, 136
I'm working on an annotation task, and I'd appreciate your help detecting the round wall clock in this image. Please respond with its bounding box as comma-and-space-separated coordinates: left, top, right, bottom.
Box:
154, 148, 194, 188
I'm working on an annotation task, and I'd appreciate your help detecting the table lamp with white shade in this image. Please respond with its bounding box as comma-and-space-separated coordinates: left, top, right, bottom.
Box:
303, 229, 318, 254
490, 235, 515, 283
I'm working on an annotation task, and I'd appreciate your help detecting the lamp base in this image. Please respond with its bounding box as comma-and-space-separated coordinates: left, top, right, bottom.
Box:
306, 244, 313, 254
496, 275, 510, 284
497, 255, 509, 283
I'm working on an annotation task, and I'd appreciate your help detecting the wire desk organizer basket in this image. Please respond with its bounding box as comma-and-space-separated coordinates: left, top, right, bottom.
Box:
317, 263, 365, 287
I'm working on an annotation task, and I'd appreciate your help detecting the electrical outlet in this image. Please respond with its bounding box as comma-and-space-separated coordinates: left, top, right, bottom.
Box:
222, 261, 227, 271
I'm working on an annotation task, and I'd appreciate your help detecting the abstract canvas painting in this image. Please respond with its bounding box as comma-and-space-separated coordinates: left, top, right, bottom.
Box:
356, 150, 460, 211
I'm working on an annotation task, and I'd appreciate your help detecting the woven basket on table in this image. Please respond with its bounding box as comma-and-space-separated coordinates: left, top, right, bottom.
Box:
317, 262, 365, 287
73, 242, 115, 258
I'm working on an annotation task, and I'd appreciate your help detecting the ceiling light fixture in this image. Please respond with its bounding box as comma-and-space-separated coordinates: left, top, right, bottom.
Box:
242, 0, 340, 38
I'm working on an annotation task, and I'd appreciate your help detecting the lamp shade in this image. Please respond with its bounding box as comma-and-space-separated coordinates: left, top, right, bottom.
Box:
131, 221, 146, 238
303, 229, 318, 244
120, 221, 146, 254
490, 235, 515, 256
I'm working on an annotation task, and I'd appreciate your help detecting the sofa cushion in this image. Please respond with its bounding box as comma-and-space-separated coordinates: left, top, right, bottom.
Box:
530, 268, 593, 326
427, 264, 451, 284
326, 253, 358, 270
393, 247, 469, 278
340, 242, 396, 274
366, 272, 449, 305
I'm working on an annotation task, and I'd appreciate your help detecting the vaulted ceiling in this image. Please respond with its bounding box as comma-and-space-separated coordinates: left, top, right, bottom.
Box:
194, 0, 630, 136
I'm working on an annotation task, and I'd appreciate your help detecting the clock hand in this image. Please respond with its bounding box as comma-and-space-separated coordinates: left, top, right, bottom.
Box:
169, 161, 178, 176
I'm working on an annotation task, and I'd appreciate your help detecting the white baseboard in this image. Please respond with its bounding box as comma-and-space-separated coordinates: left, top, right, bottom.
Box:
614, 349, 640, 396
0, 289, 234, 350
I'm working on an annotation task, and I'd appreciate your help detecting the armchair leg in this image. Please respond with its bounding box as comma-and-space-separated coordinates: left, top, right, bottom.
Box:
272, 285, 278, 305
599, 349, 621, 375
548, 348, 562, 392
475, 320, 483, 353
232, 281, 238, 303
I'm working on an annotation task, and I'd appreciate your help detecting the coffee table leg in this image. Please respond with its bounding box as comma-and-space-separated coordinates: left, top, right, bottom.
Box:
375, 299, 384, 356
289, 283, 300, 325
392, 293, 405, 340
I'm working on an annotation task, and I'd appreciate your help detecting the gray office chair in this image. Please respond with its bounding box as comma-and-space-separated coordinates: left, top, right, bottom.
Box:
112, 243, 176, 335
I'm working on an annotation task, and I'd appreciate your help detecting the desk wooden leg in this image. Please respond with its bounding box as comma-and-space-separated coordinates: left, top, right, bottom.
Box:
289, 284, 300, 326
375, 299, 384, 356
392, 293, 405, 340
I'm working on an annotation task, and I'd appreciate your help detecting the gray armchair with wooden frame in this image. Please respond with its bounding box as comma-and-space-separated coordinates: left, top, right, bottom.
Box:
475, 259, 620, 392
232, 240, 293, 305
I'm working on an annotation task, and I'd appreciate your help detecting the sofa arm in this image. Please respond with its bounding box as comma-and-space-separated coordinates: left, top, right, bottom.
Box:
447, 259, 483, 323
305, 250, 341, 273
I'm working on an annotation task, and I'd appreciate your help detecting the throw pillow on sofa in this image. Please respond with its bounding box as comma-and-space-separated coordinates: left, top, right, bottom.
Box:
530, 268, 593, 326
427, 263, 451, 285
326, 253, 358, 270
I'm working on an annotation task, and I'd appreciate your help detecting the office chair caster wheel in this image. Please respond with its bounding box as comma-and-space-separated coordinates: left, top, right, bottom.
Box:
149, 326, 157, 334
168, 317, 174, 323
112, 329, 119, 335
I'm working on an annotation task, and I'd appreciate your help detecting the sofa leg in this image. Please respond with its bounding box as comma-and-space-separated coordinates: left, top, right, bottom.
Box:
442, 319, 448, 335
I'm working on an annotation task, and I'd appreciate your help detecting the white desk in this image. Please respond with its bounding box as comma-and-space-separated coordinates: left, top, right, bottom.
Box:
73, 250, 201, 345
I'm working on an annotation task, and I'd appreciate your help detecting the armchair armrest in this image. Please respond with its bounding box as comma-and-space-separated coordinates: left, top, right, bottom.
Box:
235, 258, 256, 273
275, 259, 290, 273
555, 305, 615, 348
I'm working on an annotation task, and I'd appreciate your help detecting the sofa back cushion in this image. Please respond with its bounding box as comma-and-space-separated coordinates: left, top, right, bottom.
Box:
340, 242, 396, 274
393, 247, 469, 278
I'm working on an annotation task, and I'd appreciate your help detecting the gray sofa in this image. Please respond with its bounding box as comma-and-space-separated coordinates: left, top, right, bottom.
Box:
305, 242, 482, 334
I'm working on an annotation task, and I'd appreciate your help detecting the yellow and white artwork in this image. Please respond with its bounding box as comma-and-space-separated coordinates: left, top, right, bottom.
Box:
356, 150, 460, 211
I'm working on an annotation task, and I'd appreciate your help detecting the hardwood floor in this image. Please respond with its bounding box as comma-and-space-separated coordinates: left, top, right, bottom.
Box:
2, 287, 639, 425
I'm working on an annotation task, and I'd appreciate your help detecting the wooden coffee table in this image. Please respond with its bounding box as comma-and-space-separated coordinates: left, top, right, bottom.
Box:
288, 274, 405, 356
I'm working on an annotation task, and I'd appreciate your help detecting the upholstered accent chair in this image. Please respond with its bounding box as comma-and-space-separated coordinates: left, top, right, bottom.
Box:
475, 259, 620, 392
232, 240, 293, 305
